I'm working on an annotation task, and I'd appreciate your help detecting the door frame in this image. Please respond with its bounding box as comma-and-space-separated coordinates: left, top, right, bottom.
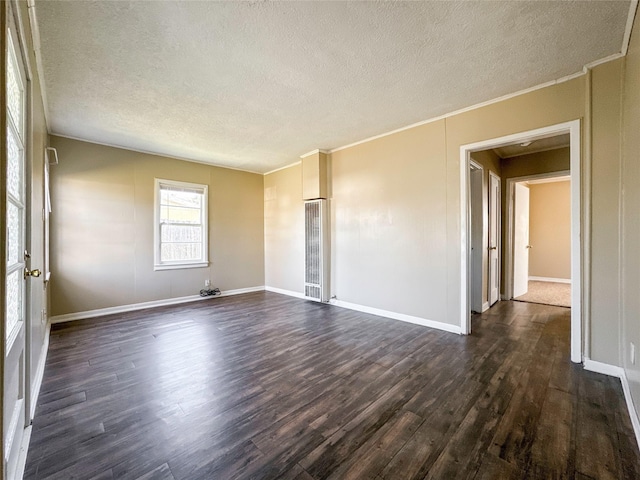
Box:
505, 171, 570, 300
459, 119, 582, 363
511, 181, 531, 299
488, 170, 501, 308
468, 159, 484, 313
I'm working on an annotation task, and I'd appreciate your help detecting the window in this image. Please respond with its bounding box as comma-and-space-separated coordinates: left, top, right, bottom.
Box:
154, 179, 208, 270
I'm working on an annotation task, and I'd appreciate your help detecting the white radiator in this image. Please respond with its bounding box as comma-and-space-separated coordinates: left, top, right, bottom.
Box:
304, 199, 329, 302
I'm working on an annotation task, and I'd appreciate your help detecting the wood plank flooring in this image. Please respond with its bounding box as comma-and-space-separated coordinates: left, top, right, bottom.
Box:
24, 292, 640, 479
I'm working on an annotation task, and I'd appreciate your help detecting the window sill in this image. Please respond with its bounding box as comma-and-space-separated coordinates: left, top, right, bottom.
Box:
154, 262, 209, 271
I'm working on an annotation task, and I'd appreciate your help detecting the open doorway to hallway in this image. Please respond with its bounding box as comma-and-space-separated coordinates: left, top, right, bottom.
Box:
511, 174, 571, 308
467, 134, 571, 313
461, 120, 582, 362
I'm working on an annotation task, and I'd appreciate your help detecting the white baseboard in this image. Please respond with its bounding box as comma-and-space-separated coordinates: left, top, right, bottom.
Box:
481, 302, 490, 312
621, 369, 640, 450
264, 286, 461, 335
583, 358, 625, 377
264, 286, 306, 299
329, 299, 462, 334
528, 276, 571, 284
30, 322, 50, 420
50, 286, 265, 324
583, 358, 640, 450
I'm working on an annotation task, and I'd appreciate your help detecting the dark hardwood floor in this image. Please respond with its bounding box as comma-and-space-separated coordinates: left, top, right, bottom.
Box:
24, 292, 640, 479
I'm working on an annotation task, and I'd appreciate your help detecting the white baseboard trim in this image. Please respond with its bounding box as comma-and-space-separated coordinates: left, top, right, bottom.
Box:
583, 358, 640, 449
50, 286, 265, 324
218, 286, 265, 297
621, 369, 640, 450
30, 321, 51, 420
481, 302, 490, 313
329, 299, 462, 335
264, 286, 306, 299
583, 358, 624, 377
264, 286, 461, 335
528, 276, 571, 284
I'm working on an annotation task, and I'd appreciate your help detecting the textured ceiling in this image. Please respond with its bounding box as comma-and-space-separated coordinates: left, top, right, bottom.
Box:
35, 1, 631, 173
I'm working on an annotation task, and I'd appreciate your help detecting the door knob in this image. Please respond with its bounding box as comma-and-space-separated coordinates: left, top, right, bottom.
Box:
24, 268, 41, 279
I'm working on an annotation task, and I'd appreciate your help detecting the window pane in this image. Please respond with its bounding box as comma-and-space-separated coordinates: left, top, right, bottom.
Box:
6, 46, 23, 135
160, 243, 202, 262
6, 270, 22, 338
160, 205, 201, 224
161, 224, 202, 243
160, 189, 202, 209
7, 202, 20, 266
7, 126, 22, 200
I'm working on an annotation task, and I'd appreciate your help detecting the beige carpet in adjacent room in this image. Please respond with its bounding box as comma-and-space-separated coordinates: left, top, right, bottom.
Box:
514, 280, 571, 308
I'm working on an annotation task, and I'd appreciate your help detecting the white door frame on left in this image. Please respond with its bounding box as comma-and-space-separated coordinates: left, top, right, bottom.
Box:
459, 119, 582, 363
488, 170, 501, 308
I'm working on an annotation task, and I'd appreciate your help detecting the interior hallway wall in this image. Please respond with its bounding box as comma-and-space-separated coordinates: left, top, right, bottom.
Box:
528, 180, 571, 280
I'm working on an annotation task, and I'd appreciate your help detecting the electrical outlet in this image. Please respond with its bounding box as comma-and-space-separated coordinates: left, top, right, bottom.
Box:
205, 279, 211, 288
631, 342, 636, 365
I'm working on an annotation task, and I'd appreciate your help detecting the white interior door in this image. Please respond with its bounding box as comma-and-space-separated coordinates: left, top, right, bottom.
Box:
513, 182, 530, 298
5, 17, 32, 480
488, 172, 500, 306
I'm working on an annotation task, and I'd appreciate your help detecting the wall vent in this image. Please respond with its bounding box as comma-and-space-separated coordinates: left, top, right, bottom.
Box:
304, 199, 329, 302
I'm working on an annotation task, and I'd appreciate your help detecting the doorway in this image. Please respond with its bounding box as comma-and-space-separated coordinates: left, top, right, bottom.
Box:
460, 120, 582, 363
510, 174, 571, 308
468, 160, 501, 315
469, 161, 484, 313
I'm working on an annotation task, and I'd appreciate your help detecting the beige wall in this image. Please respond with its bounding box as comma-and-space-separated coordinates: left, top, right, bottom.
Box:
621, 8, 640, 424
591, 59, 624, 364
330, 121, 448, 321
264, 164, 304, 293
49, 136, 264, 316
528, 180, 571, 279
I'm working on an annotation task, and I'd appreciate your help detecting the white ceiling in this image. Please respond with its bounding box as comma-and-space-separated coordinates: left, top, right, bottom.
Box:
35, 1, 632, 173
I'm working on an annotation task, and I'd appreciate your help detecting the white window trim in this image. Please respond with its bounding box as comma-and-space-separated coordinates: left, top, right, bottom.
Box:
154, 178, 209, 271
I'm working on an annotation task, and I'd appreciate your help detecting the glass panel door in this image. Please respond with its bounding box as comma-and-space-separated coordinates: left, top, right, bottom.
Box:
4, 18, 28, 480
